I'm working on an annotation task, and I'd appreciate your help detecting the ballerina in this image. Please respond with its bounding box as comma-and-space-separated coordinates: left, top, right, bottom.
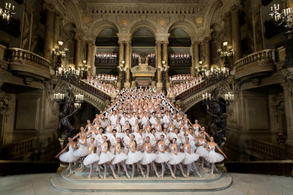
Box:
168, 138, 187, 178
139, 136, 160, 178
196, 132, 209, 170
182, 137, 201, 178
125, 134, 145, 178
155, 135, 176, 179
84, 120, 92, 133
55, 137, 78, 177
83, 138, 103, 178
72, 135, 88, 170
205, 137, 227, 177
112, 138, 130, 178
98, 136, 118, 179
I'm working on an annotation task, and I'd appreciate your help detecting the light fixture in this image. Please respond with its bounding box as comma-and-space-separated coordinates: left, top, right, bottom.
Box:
202, 92, 211, 101
83, 60, 87, 64
224, 92, 234, 103
199, 61, 203, 65
162, 60, 166, 65
58, 40, 64, 46
0, 3, 15, 23
223, 41, 228, 47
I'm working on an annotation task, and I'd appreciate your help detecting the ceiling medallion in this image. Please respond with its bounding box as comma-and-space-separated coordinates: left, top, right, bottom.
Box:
83, 16, 91, 23
159, 19, 166, 26
121, 18, 128, 26
196, 17, 203, 24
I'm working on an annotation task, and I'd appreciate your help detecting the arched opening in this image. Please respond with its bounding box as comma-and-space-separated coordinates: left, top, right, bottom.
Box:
131, 29, 156, 67
168, 29, 191, 75
95, 28, 119, 74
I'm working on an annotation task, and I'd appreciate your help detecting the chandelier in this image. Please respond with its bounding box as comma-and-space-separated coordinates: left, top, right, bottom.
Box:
0, 3, 15, 23
217, 41, 233, 59
269, 4, 292, 26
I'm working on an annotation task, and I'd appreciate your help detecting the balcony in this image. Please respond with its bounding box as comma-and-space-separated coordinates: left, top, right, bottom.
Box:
6, 48, 51, 83
234, 49, 276, 83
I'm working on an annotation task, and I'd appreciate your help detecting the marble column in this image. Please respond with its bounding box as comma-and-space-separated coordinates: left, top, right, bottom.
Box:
124, 41, 131, 88
192, 41, 199, 76
162, 41, 169, 87
53, 13, 61, 47
75, 38, 81, 69
231, 6, 242, 63
224, 12, 232, 48
204, 38, 211, 70
156, 41, 162, 90
43, 7, 55, 62
87, 42, 96, 76
117, 41, 124, 89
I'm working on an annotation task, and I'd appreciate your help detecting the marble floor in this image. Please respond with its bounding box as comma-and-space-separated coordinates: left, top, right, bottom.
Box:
0, 173, 292, 195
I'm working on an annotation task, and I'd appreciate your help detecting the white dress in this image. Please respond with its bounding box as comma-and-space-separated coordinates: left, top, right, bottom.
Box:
168, 146, 185, 165
196, 140, 209, 157
155, 144, 171, 163
83, 148, 100, 165
101, 119, 108, 129
73, 139, 88, 157
112, 146, 128, 164
205, 145, 224, 163
98, 145, 115, 164
87, 131, 98, 146
125, 145, 144, 165
182, 146, 200, 165
140, 145, 157, 165
59, 145, 78, 163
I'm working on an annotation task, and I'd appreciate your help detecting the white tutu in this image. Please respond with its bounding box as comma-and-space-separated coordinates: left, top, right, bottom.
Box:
196, 146, 209, 157
72, 144, 88, 157
155, 152, 171, 163
125, 151, 144, 164
140, 151, 157, 165
205, 151, 224, 163
59, 146, 78, 163
168, 152, 185, 165
112, 152, 127, 164
116, 132, 125, 139
182, 152, 200, 164
83, 152, 100, 165
101, 120, 108, 129
98, 151, 115, 164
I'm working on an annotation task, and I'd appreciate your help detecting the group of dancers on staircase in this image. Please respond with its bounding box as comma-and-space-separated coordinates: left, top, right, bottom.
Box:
56, 86, 227, 179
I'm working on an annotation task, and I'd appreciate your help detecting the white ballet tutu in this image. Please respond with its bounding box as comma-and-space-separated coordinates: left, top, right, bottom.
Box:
140, 152, 157, 165
125, 151, 144, 165
59, 151, 78, 163
205, 151, 224, 163
72, 145, 88, 157
101, 120, 108, 129
182, 152, 200, 164
98, 151, 115, 164
155, 131, 164, 139
83, 153, 100, 165
112, 152, 128, 164
155, 152, 171, 163
168, 152, 185, 165
196, 146, 209, 157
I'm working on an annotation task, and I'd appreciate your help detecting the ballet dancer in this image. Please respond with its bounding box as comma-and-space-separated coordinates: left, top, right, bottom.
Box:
182, 137, 201, 178
55, 137, 78, 177
168, 138, 187, 178
112, 138, 130, 178
195, 132, 209, 170
83, 138, 102, 178
72, 135, 88, 170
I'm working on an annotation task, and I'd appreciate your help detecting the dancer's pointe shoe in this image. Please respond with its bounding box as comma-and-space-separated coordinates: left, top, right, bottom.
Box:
131, 175, 134, 179
77, 166, 84, 171
171, 173, 176, 179
88, 175, 91, 179
99, 174, 103, 179
103, 175, 106, 179
215, 169, 219, 173
113, 174, 118, 179
141, 171, 146, 178
126, 173, 130, 179
211, 173, 215, 177
146, 175, 149, 178
160, 174, 164, 179
183, 174, 188, 178
186, 174, 189, 178
201, 166, 205, 171
156, 173, 161, 178
197, 172, 202, 178
67, 172, 74, 177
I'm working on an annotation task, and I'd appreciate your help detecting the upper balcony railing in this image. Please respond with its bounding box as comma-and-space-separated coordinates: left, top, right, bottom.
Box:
234, 49, 275, 81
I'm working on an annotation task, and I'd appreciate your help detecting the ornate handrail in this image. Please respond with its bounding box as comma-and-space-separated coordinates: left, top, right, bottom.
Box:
0, 137, 38, 160
248, 138, 286, 159
175, 75, 226, 101
62, 76, 111, 101
6, 48, 51, 68
234, 49, 275, 69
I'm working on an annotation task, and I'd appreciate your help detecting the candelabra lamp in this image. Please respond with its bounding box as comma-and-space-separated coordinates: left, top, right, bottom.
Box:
52, 40, 69, 70
217, 40, 233, 71
80, 60, 89, 80
53, 87, 84, 147
270, 3, 293, 67
0, 3, 15, 23
118, 60, 126, 88
198, 61, 207, 78
201, 87, 234, 146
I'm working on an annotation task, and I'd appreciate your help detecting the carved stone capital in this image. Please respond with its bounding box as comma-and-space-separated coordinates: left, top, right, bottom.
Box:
0, 90, 11, 114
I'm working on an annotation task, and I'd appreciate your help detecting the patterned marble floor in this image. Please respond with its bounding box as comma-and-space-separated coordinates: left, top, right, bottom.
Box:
0, 172, 292, 195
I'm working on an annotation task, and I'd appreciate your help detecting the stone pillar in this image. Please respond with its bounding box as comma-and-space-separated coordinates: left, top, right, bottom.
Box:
117, 41, 125, 89
53, 13, 61, 47
75, 38, 81, 69
124, 41, 131, 88
204, 38, 211, 70
43, 6, 55, 62
156, 41, 162, 90
87, 41, 96, 76
231, 6, 242, 63
192, 41, 199, 77
224, 12, 232, 48
162, 41, 169, 87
